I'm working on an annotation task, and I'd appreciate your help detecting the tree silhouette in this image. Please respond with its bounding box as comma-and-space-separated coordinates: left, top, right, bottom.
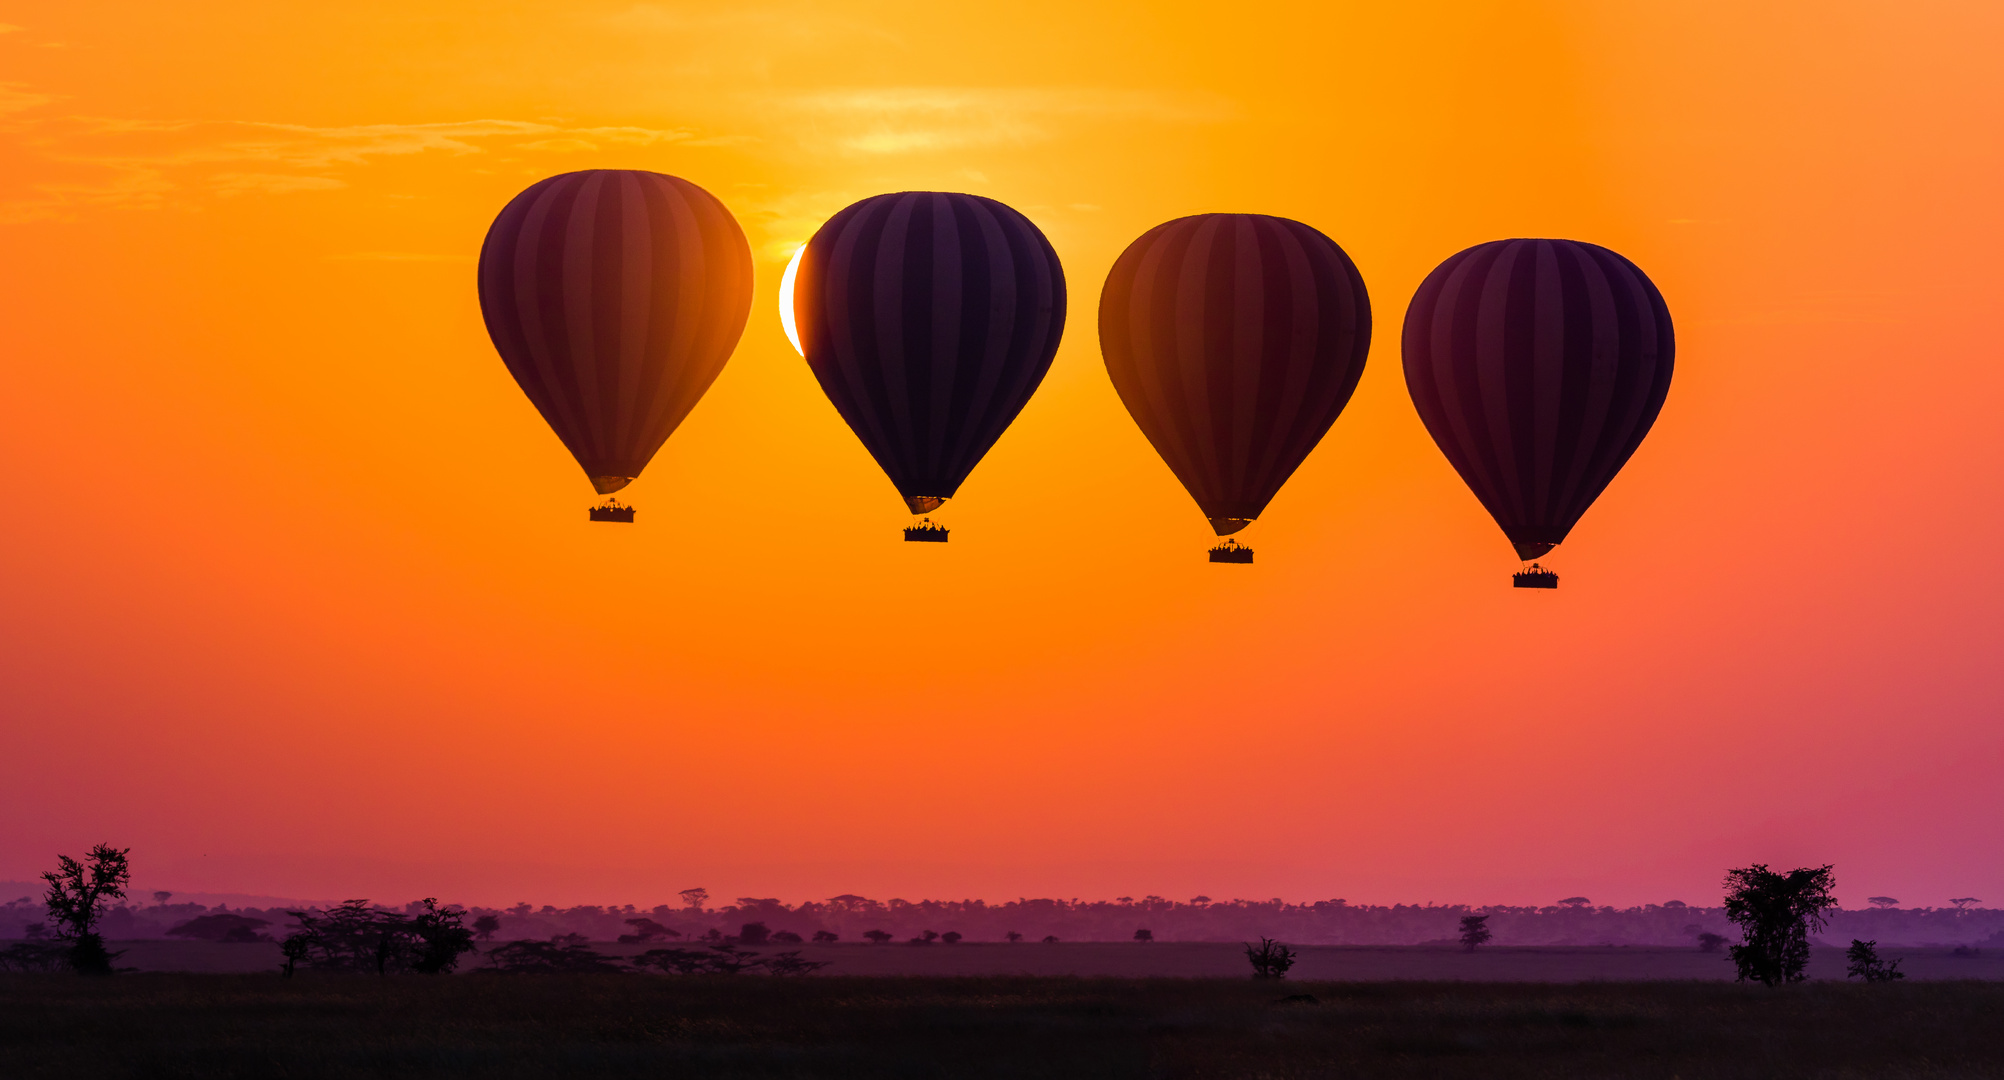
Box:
1949, 897, 1981, 911
280, 898, 475, 976
863, 930, 892, 945
472, 915, 502, 941
1866, 896, 1899, 909
1723, 864, 1837, 986
1042, 935, 1059, 944
941, 931, 962, 944
42, 844, 131, 975
678, 888, 709, 911
738, 922, 771, 946
1134, 929, 1154, 943
1244, 938, 1296, 979
1557, 897, 1591, 908
1846, 939, 1905, 982
812, 930, 838, 943
152, 891, 173, 906
1006, 931, 1023, 943
1696, 932, 1730, 954
1458, 915, 1492, 952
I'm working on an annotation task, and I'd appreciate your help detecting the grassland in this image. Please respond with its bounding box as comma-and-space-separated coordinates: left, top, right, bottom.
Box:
4, 973, 2003, 1078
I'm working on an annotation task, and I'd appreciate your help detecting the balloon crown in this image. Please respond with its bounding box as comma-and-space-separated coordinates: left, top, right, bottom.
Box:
589, 498, 636, 524
1513, 563, 1559, 589
903, 518, 949, 543
1208, 538, 1254, 564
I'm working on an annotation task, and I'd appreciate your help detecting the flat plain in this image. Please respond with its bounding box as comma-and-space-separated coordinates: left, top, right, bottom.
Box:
98, 939, 2004, 981
6, 971, 2004, 1079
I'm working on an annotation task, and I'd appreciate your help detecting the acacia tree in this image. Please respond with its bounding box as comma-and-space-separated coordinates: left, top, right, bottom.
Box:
43, 844, 131, 975
1722, 864, 1837, 986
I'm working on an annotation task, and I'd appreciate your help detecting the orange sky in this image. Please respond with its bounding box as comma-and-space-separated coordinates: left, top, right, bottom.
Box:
2, 1, 2001, 909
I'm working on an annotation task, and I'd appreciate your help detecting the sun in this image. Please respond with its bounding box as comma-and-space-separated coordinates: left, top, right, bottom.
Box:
779, 243, 805, 357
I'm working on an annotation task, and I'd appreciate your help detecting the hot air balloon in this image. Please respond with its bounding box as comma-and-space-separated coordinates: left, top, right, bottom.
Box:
792, 191, 1066, 541
1099, 214, 1372, 563
1401, 239, 1674, 588
478, 170, 753, 522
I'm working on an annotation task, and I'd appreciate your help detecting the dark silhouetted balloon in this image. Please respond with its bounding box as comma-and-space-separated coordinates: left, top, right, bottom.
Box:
793, 191, 1066, 515
1402, 239, 1673, 561
478, 170, 753, 495
1099, 213, 1372, 536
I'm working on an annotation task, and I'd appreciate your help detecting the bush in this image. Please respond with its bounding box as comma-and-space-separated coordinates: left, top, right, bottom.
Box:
1846, 939, 1905, 983
167, 914, 272, 943
484, 938, 626, 974
1245, 938, 1296, 979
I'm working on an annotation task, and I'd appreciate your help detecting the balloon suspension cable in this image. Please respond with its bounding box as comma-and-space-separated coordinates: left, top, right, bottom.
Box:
589, 497, 636, 524
1208, 538, 1254, 564
903, 517, 949, 543
1512, 562, 1558, 589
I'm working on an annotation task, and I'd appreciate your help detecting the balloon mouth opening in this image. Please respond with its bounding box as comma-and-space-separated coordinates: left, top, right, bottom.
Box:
591, 475, 636, 495
1511, 540, 1557, 560
904, 495, 947, 514
1208, 517, 1253, 536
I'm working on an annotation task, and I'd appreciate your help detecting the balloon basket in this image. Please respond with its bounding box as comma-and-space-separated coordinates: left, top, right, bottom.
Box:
903, 518, 949, 543
1513, 563, 1558, 589
1208, 539, 1254, 564
589, 499, 636, 523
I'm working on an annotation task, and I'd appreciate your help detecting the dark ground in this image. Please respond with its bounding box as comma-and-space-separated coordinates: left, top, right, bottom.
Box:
4, 973, 2002, 1079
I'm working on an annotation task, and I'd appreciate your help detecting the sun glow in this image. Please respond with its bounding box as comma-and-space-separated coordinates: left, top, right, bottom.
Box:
779, 243, 805, 356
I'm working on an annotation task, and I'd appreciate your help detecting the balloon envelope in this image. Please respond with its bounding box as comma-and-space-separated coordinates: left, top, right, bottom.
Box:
793, 191, 1066, 514
1401, 238, 1674, 560
1099, 213, 1372, 535
478, 170, 753, 495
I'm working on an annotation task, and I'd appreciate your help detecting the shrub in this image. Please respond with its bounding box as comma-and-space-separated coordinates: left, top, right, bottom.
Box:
1845, 939, 1905, 982
166, 914, 272, 943
1245, 938, 1295, 979
485, 937, 626, 974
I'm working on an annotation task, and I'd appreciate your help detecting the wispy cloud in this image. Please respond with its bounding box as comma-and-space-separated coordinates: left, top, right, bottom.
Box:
0, 83, 54, 114
211, 172, 346, 196
0, 106, 733, 222
328, 251, 475, 262
785, 87, 1234, 156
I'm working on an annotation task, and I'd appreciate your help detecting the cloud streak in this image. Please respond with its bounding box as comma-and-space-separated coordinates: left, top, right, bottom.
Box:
785, 86, 1235, 156
0, 109, 733, 222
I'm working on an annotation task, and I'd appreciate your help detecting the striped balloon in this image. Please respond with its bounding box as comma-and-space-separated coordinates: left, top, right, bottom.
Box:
794, 191, 1066, 514
478, 170, 753, 495
1402, 239, 1674, 561
1099, 214, 1372, 536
